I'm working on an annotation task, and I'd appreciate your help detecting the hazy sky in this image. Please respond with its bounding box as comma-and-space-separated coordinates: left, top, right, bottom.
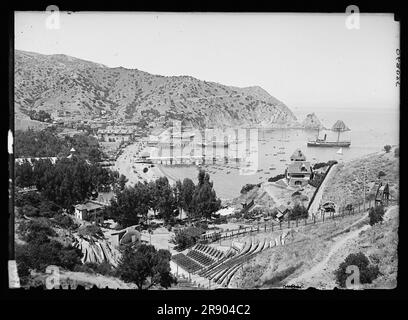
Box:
15, 12, 399, 112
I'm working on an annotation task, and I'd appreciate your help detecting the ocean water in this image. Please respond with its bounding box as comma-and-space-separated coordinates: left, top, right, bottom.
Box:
161, 107, 399, 200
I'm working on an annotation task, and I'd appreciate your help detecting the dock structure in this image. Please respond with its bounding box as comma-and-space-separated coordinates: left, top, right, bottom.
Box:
147, 154, 244, 166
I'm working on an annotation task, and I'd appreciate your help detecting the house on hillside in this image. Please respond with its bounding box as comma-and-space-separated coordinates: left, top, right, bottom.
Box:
375, 183, 390, 207
275, 204, 291, 221
74, 200, 105, 223
286, 161, 312, 187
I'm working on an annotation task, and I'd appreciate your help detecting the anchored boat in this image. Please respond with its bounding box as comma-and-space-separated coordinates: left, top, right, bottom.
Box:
307, 120, 351, 148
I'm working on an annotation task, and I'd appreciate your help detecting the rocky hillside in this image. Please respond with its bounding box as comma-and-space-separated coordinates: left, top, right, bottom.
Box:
15, 50, 298, 128
301, 113, 324, 129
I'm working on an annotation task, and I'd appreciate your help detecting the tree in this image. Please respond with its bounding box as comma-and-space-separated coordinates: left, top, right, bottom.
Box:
394, 147, 399, 157
116, 244, 176, 290
334, 252, 380, 288
28, 157, 116, 209
109, 183, 150, 227
16, 219, 82, 285
154, 177, 178, 223
176, 178, 196, 220
15, 160, 35, 188
288, 204, 308, 220
20, 204, 40, 218
384, 145, 391, 153
345, 204, 354, 214
173, 226, 204, 250
192, 170, 221, 220
369, 205, 385, 226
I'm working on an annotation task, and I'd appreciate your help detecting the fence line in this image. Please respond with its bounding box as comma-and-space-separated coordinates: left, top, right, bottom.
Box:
199, 199, 397, 244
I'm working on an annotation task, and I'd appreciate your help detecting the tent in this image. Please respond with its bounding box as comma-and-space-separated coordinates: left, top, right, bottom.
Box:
331, 120, 350, 132
331, 120, 350, 142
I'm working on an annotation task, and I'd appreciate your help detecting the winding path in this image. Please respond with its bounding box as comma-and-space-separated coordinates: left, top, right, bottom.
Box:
287, 223, 370, 287
287, 205, 397, 288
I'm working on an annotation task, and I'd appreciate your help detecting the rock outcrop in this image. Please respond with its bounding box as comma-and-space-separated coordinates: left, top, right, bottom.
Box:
301, 113, 324, 129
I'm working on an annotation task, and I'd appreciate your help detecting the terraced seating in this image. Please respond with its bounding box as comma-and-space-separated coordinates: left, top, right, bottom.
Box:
211, 241, 261, 282
220, 240, 271, 287
199, 242, 251, 279
194, 239, 272, 287
187, 250, 215, 266
194, 244, 224, 260
172, 253, 203, 273
197, 249, 237, 277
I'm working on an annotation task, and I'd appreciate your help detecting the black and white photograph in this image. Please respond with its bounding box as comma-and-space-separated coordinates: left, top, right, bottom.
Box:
10, 10, 399, 292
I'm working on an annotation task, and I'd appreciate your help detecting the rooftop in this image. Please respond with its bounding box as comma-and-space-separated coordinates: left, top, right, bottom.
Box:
287, 161, 311, 174
74, 200, 105, 211
290, 149, 306, 161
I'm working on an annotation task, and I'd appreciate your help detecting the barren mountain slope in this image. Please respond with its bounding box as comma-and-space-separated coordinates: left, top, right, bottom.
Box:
15, 50, 298, 128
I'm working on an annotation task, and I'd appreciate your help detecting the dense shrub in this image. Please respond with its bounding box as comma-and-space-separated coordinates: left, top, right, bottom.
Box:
312, 162, 328, 170
287, 204, 308, 220
394, 147, 399, 157
308, 172, 325, 188
369, 205, 385, 226
19, 205, 40, 218
194, 221, 208, 230
16, 219, 82, 284
18, 219, 57, 243
327, 160, 338, 166
74, 261, 115, 276
16, 240, 82, 284
240, 184, 259, 194
334, 252, 380, 288
53, 214, 77, 230
377, 171, 386, 179
143, 167, 149, 173
213, 216, 227, 224
15, 191, 43, 208
78, 225, 104, 238
268, 173, 286, 183
384, 145, 391, 153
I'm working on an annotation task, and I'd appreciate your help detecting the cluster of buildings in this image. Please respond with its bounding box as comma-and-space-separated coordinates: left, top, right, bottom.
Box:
97, 126, 138, 143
